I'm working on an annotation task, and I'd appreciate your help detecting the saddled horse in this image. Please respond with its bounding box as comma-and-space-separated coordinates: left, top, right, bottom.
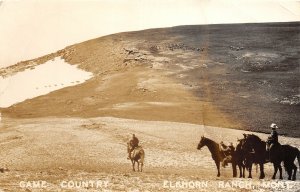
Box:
267, 139, 300, 180
243, 134, 300, 180
197, 136, 237, 177
127, 142, 145, 172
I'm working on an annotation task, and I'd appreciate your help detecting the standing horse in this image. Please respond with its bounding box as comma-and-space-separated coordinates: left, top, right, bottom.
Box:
267, 140, 284, 180
267, 140, 299, 180
241, 134, 266, 179
197, 136, 237, 177
127, 142, 145, 172
243, 134, 300, 180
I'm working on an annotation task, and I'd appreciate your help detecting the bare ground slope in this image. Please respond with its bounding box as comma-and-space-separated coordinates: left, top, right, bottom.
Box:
0, 117, 299, 191
0, 22, 299, 136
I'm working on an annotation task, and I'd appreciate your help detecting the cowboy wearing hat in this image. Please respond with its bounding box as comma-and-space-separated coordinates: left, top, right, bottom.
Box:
269, 123, 279, 145
267, 123, 279, 160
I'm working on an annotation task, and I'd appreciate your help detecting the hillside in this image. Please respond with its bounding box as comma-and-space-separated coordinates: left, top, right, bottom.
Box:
1, 22, 299, 137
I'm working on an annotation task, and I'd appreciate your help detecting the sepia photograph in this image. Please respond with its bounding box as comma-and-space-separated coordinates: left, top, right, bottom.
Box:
0, 0, 299, 191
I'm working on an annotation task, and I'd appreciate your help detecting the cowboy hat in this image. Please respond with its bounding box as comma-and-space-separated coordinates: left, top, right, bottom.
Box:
270, 123, 278, 129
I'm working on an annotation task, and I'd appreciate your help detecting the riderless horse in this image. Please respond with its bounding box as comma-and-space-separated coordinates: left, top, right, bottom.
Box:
197, 136, 238, 177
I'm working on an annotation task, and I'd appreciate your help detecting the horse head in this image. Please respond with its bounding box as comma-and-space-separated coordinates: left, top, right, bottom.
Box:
127, 142, 133, 154
237, 137, 245, 147
235, 138, 248, 157
197, 136, 207, 150
242, 134, 264, 152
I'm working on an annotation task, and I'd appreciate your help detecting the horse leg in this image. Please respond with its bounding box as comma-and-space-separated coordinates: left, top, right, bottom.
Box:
238, 165, 242, 178
272, 163, 278, 179
278, 164, 283, 180
132, 160, 136, 172
137, 162, 140, 172
259, 163, 265, 179
285, 162, 292, 180
141, 162, 143, 172
248, 164, 252, 178
232, 163, 237, 177
215, 160, 220, 177
287, 167, 292, 180
238, 163, 244, 178
292, 163, 297, 181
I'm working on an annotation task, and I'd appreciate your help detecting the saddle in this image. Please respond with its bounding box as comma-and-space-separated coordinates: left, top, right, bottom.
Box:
133, 146, 142, 152
220, 144, 234, 157
130, 146, 143, 160
267, 139, 280, 151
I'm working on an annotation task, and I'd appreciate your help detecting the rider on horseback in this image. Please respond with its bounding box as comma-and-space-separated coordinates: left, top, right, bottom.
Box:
128, 134, 139, 159
267, 123, 279, 160
268, 123, 279, 146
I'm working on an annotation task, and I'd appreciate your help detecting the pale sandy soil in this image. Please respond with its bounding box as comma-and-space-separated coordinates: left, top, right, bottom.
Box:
0, 117, 299, 191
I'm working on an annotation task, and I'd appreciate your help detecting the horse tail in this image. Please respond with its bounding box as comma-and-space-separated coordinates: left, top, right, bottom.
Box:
138, 148, 145, 164
283, 160, 289, 173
